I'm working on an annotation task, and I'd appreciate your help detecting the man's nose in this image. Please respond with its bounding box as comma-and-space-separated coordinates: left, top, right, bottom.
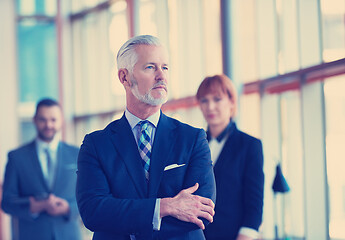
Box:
46, 121, 54, 128
155, 68, 167, 81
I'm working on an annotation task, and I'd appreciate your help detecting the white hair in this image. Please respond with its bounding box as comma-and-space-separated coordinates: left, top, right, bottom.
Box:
116, 35, 162, 73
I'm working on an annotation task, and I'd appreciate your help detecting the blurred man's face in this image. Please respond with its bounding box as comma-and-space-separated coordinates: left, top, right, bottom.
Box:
34, 106, 63, 142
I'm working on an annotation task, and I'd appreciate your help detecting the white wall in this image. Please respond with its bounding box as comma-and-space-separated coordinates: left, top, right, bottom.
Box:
0, 1, 19, 239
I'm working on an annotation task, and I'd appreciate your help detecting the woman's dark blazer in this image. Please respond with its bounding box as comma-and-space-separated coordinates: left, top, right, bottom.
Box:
204, 123, 264, 240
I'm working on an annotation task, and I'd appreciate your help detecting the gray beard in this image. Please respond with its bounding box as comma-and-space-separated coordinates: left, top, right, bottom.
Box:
130, 78, 167, 106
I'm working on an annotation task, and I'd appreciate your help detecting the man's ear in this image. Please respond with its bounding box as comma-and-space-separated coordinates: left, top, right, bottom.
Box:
118, 69, 130, 86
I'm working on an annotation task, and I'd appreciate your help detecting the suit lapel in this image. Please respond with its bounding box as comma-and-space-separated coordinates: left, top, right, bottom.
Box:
214, 124, 239, 173
53, 142, 65, 191
28, 141, 50, 192
110, 115, 148, 197
148, 114, 176, 197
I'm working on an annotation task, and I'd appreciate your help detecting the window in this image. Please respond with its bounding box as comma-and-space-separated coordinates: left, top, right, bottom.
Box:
167, 0, 222, 99
238, 93, 261, 138
321, 0, 345, 62
280, 90, 305, 239
324, 75, 345, 240
16, 0, 59, 142
276, 0, 299, 74
72, 0, 129, 116
17, 20, 58, 103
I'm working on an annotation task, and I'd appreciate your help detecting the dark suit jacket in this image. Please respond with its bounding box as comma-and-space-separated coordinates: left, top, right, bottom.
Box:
204, 123, 264, 240
76, 113, 216, 240
1, 140, 81, 240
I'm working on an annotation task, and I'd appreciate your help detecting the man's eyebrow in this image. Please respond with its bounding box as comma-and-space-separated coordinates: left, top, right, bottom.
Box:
145, 62, 169, 66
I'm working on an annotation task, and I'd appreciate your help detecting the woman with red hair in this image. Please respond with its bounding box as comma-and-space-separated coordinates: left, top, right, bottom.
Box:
196, 74, 264, 240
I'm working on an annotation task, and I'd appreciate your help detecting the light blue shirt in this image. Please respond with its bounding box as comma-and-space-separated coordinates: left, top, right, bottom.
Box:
125, 109, 162, 232
35, 136, 59, 184
125, 109, 159, 146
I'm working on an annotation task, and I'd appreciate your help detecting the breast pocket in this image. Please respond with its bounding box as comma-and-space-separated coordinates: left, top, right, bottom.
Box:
159, 164, 187, 197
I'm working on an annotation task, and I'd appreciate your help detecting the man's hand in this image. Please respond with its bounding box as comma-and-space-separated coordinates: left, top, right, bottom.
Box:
29, 197, 47, 214
236, 234, 253, 240
29, 194, 70, 216
160, 183, 215, 230
45, 194, 70, 216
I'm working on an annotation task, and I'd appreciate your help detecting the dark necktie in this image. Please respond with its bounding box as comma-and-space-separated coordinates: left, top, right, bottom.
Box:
137, 121, 152, 180
44, 148, 54, 188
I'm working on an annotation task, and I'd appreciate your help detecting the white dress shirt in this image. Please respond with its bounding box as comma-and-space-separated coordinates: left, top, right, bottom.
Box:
125, 109, 162, 233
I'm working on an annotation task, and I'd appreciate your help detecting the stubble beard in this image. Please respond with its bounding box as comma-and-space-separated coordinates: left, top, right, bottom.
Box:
37, 129, 56, 142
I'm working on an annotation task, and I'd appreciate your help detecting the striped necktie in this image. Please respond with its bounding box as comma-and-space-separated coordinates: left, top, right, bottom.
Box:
137, 120, 152, 180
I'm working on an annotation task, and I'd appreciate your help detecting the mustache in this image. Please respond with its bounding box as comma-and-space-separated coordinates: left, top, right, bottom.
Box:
42, 127, 55, 131
152, 81, 167, 90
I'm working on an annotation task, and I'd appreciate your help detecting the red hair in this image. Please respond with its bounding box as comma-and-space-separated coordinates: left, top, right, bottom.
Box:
196, 74, 237, 115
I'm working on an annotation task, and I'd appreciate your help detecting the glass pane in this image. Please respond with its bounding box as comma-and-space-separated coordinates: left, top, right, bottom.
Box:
109, 2, 129, 97
80, 14, 101, 113
280, 91, 305, 239
321, 0, 345, 62
19, 121, 36, 145
71, 0, 102, 11
167, 0, 204, 98
324, 75, 345, 240
256, 0, 279, 79
202, 0, 222, 77
84, 0, 101, 8
298, 0, 322, 68
238, 93, 261, 138
276, 0, 299, 74
167, 0, 222, 98
139, 0, 158, 36
230, 0, 259, 83
73, 1, 129, 115
16, 0, 56, 15
17, 20, 58, 103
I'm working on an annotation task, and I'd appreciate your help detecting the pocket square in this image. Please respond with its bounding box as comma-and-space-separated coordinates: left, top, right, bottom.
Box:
164, 163, 186, 171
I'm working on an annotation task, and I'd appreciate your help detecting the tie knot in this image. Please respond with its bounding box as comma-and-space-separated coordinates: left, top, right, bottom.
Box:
44, 147, 51, 154
138, 120, 150, 131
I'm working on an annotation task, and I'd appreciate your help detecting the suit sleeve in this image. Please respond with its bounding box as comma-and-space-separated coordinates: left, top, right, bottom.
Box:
1, 153, 34, 222
64, 197, 79, 221
242, 139, 264, 230
63, 147, 82, 221
76, 134, 156, 236
158, 129, 216, 238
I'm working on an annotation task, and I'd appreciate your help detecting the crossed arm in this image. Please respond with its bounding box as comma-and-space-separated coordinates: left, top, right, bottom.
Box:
160, 182, 215, 230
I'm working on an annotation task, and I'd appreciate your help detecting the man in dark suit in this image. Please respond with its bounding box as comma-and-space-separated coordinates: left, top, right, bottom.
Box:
76, 35, 216, 240
1, 98, 82, 240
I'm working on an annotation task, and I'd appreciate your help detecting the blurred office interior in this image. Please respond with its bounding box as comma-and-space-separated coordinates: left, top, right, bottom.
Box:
0, 0, 345, 239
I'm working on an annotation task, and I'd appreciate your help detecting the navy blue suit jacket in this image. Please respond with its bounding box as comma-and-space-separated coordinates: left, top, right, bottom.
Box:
1, 141, 82, 240
76, 113, 216, 240
204, 123, 264, 240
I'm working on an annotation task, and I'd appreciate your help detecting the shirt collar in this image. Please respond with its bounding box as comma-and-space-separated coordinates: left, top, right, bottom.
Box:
207, 120, 235, 142
36, 135, 60, 152
125, 108, 160, 129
